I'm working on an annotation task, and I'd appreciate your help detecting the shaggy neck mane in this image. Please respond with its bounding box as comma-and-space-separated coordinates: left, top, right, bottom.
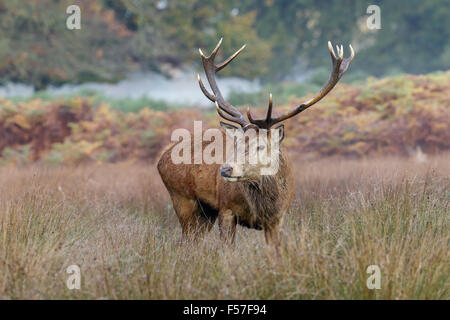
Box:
238, 154, 289, 224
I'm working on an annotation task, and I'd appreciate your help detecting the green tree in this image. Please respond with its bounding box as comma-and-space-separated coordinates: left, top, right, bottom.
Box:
0, 0, 448, 88
0, 0, 133, 89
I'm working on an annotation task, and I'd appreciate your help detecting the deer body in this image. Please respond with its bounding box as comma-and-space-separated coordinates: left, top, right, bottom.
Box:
157, 131, 294, 244
157, 38, 354, 246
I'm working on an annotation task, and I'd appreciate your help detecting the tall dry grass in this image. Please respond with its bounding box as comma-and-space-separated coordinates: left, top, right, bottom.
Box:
0, 153, 448, 299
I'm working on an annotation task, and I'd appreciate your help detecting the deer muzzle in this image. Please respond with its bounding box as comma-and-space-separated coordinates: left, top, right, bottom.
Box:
220, 166, 233, 178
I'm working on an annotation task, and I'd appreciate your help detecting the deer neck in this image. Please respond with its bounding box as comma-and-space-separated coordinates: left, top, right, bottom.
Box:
239, 153, 289, 223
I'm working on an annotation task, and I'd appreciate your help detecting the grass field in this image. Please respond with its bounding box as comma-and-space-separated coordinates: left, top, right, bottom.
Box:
0, 154, 448, 299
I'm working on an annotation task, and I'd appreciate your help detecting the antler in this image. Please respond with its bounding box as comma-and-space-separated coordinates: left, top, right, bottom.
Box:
197, 38, 250, 128
247, 41, 355, 129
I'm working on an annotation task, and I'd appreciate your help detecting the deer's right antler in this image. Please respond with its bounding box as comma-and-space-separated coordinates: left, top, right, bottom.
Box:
197, 38, 251, 128
247, 41, 355, 128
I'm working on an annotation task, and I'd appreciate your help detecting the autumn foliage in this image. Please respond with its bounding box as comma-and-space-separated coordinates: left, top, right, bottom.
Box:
0, 72, 449, 166
281, 71, 450, 158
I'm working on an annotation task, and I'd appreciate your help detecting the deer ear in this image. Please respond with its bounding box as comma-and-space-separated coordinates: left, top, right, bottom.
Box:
220, 121, 239, 133
273, 124, 285, 143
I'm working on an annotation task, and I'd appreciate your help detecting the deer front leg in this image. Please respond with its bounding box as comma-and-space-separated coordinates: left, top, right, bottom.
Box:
264, 222, 281, 247
264, 222, 282, 258
218, 209, 236, 244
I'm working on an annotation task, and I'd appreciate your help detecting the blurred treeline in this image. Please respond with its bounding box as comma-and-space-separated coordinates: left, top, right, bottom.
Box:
0, 0, 448, 90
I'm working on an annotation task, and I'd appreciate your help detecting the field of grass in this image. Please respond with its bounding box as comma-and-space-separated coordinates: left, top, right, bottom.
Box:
0, 153, 448, 299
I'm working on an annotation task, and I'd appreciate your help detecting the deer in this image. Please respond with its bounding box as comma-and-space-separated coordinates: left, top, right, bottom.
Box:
157, 38, 354, 246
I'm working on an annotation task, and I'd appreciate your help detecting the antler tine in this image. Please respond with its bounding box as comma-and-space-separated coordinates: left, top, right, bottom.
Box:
328, 41, 337, 59
349, 44, 355, 60
246, 106, 255, 123
216, 44, 246, 72
247, 93, 274, 129
338, 44, 354, 77
198, 37, 223, 60
266, 93, 273, 122
198, 39, 249, 128
197, 74, 215, 102
263, 41, 355, 127
215, 102, 248, 127
247, 94, 273, 129
211, 37, 223, 58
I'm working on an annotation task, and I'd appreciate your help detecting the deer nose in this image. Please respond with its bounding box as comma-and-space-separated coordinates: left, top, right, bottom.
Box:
220, 166, 233, 177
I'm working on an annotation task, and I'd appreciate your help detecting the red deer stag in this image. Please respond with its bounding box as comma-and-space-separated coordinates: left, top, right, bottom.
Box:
157, 39, 354, 245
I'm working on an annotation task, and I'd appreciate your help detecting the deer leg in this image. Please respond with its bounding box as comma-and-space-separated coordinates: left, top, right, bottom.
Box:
264, 222, 281, 247
171, 193, 218, 242
170, 195, 208, 241
264, 223, 282, 258
218, 209, 236, 244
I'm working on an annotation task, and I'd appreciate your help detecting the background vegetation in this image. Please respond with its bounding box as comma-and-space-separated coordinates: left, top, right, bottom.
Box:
1, 71, 448, 166
0, 0, 449, 88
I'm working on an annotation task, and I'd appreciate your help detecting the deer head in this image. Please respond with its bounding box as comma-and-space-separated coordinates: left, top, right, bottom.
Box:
197, 38, 354, 182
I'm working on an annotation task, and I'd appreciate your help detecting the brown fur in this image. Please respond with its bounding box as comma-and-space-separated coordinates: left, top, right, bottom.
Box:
157, 130, 294, 246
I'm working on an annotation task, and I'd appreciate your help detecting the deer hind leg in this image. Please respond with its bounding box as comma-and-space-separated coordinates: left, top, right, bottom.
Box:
218, 209, 236, 244
170, 193, 216, 241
